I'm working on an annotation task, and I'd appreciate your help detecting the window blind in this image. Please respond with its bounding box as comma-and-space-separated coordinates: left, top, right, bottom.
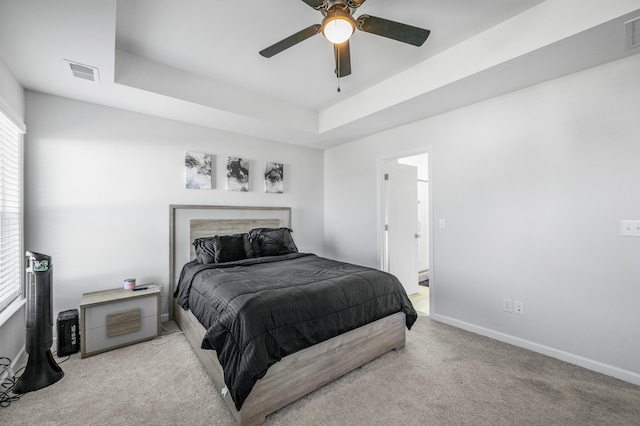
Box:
0, 107, 24, 313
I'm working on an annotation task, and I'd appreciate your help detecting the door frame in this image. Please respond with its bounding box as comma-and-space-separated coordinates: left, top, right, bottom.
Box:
377, 147, 434, 312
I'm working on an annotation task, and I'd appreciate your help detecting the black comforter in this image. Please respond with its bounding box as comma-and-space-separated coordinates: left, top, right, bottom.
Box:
174, 253, 417, 410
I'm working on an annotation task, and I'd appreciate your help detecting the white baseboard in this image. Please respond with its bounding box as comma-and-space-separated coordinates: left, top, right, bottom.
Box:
430, 313, 640, 387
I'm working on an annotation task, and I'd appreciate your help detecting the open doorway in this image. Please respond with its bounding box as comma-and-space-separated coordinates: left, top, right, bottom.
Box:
381, 152, 430, 315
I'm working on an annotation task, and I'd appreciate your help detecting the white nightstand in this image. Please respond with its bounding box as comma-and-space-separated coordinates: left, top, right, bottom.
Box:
80, 284, 161, 358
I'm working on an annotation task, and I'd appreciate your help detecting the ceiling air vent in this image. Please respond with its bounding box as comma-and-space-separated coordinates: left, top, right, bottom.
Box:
65, 60, 100, 82
625, 17, 640, 50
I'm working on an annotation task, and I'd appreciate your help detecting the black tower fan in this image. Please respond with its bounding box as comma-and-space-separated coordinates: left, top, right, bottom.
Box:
13, 251, 64, 393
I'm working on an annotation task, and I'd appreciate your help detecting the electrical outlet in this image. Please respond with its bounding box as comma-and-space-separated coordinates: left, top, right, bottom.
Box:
620, 220, 640, 237
514, 300, 524, 315
439, 219, 446, 229
502, 297, 513, 312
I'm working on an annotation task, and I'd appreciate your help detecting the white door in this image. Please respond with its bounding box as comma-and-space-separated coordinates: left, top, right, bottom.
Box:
384, 161, 419, 295
417, 180, 429, 280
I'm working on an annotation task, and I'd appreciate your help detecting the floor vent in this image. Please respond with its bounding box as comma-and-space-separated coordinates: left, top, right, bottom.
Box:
65, 60, 100, 82
625, 17, 640, 50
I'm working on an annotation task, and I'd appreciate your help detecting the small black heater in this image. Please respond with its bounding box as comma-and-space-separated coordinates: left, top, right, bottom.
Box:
57, 309, 80, 356
13, 251, 64, 394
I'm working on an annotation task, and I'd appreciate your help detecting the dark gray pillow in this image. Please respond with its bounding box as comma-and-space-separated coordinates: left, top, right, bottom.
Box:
213, 233, 250, 263
193, 237, 216, 264
193, 233, 253, 263
249, 227, 298, 257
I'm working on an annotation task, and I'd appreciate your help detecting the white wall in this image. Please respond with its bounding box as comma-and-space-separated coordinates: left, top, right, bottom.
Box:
0, 56, 25, 367
324, 54, 640, 384
24, 92, 324, 321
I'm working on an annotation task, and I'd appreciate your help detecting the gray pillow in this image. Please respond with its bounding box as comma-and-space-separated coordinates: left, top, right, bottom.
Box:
213, 233, 251, 263
249, 227, 298, 257
193, 233, 253, 263
193, 237, 216, 264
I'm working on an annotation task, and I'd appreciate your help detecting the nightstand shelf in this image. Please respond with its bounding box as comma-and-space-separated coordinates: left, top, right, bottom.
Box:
80, 285, 161, 358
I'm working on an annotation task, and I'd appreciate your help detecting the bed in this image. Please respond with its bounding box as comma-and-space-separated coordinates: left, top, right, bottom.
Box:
169, 205, 417, 425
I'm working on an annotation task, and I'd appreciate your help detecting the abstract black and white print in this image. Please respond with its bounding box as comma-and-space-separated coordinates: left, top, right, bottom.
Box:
185, 151, 212, 190
226, 157, 249, 191
264, 162, 283, 193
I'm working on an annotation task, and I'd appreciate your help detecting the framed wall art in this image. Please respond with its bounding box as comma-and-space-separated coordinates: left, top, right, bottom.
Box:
264, 162, 283, 193
226, 157, 249, 192
185, 151, 213, 190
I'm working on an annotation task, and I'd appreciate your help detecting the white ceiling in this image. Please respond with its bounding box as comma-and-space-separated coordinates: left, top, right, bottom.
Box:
115, 0, 545, 112
1, 0, 640, 149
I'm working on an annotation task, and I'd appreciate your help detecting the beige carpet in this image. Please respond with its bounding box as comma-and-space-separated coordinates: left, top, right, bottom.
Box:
2, 316, 640, 426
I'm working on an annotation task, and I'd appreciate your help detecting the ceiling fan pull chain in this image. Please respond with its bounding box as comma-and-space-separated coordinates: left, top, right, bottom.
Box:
336, 43, 341, 92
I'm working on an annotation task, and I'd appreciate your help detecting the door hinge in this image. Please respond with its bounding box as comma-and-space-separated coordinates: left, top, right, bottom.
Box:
385, 224, 389, 231
384, 173, 389, 181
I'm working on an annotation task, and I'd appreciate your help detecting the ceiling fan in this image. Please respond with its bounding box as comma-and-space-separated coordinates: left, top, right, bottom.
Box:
259, 0, 430, 79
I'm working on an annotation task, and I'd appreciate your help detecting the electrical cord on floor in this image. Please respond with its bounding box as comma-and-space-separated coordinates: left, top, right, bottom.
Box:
0, 351, 70, 409
0, 357, 23, 408
51, 351, 71, 365
152, 322, 184, 345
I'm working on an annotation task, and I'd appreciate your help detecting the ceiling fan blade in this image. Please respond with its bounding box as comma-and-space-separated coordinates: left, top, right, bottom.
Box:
347, 0, 367, 7
334, 40, 352, 78
356, 15, 430, 46
300, 0, 324, 9
259, 24, 321, 58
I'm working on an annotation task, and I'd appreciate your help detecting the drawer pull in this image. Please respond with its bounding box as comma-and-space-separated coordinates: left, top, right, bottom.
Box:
106, 309, 141, 337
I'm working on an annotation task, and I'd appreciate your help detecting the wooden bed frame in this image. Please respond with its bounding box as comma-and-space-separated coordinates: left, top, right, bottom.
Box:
169, 205, 407, 425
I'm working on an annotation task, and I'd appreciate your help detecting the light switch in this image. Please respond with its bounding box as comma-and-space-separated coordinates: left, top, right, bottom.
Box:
620, 220, 640, 237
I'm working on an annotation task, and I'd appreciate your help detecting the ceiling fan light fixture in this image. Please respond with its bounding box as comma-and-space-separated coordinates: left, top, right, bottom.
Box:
322, 11, 355, 44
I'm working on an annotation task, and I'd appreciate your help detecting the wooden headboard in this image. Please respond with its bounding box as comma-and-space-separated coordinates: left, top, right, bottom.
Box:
169, 205, 292, 319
